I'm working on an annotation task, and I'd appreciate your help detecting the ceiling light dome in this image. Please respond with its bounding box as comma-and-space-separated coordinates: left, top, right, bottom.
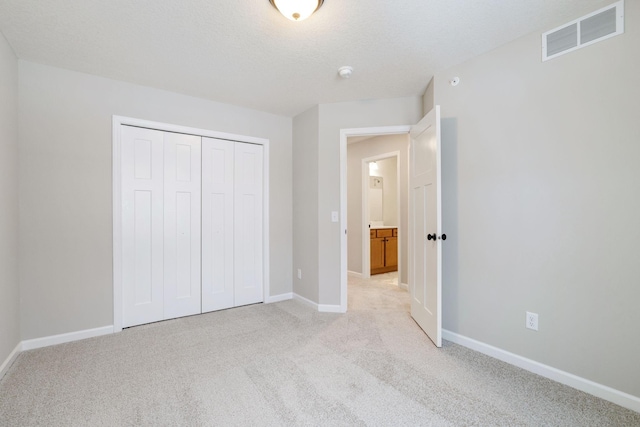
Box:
269, 0, 324, 22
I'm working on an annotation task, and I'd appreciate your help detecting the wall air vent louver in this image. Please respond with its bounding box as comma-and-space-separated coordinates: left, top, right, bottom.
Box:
542, 0, 624, 61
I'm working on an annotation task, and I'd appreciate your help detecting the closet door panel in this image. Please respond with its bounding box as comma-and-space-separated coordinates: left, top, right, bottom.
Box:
121, 126, 165, 327
234, 143, 264, 307
163, 132, 202, 320
202, 138, 235, 312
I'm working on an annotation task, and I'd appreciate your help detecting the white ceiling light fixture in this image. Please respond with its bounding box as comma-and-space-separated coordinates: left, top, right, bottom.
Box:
369, 161, 379, 172
269, 0, 324, 22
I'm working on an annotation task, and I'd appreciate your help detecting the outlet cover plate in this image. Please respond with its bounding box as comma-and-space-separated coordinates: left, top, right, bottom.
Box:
526, 312, 539, 331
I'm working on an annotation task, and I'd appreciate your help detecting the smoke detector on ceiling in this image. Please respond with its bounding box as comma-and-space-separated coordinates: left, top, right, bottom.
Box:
338, 66, 353, 79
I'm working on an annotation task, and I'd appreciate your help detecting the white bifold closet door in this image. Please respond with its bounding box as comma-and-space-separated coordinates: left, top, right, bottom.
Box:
121, 126, 164, 327
202, 137, 263, 312
121, 126, 201, 327
201, 138, 234, 312
163, 132, 202, 320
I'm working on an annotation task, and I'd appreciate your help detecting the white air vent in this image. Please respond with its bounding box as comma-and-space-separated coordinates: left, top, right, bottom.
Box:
542, 0, 624, 61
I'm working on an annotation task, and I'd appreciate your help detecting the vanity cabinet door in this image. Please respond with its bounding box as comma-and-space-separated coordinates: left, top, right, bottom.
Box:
370, 228, 398, 275
370, 237, 385, 270
385, 236, 398, 269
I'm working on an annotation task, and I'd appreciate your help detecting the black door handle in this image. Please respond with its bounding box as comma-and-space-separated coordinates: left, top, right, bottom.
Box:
440, 234, 447, 241
427, 233, 436, 241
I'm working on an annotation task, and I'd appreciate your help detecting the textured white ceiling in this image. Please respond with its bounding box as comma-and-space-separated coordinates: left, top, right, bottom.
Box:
0, 0, 609, 116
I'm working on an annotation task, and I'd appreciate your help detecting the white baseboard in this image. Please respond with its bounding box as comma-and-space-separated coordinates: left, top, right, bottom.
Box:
347, 270, 362, 278
293, 293, 345, 313
442, 329, 640, 414
319, 304, 345, 313
21, 325, 114, 351
265, 293, 293, 303
399, 282, 408, 290
0, 342, 22, 380
293, 293, 319, 309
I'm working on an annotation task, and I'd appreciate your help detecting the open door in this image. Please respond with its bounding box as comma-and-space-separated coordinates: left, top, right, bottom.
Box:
409, 105, 442, 347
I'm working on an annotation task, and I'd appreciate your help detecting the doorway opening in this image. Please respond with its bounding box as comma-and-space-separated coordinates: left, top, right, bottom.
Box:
340, 126, 411, 311
362, 153, 400, 281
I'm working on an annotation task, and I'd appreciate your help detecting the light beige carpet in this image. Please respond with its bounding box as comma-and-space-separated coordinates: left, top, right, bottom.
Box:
1, 273, 638, 426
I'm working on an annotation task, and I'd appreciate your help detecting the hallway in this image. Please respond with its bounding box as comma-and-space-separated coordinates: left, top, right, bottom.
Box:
347, 271, 408, 313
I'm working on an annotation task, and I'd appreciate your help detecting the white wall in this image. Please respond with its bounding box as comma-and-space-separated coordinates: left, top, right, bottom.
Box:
0, 33, 20, 368
347, 135, 409, 284
375, 157, 398, 227
422, 78, 434, 116
434, 0, 640, 397
292, 106, 320, 302
317, 97, 422, 305
18, 61, 292, 340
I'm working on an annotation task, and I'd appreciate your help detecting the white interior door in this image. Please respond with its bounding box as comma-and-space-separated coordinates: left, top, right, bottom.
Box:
201, 137, 235, 312
121, 126, 165, 327
409, 105, 442, 347
234, 143, 264, 307
163, 132, 202, 320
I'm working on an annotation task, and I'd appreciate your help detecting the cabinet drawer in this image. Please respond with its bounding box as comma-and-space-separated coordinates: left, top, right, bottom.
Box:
392, 228, 398, 237
376, 229, 393, 238
370, 230, 376, 238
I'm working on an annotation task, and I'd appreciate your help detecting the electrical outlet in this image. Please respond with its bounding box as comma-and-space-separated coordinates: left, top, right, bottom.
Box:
297, 269, 302, 280
526, 312, 539, 331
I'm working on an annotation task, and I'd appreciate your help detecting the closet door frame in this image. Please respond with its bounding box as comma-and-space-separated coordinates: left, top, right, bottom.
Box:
112, 115, 270, 333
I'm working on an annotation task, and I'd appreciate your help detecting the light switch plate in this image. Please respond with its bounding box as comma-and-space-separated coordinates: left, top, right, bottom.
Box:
331, 211, 339, 222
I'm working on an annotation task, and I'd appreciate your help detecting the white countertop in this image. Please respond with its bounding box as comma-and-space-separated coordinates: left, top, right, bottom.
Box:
370, 226, 397, 229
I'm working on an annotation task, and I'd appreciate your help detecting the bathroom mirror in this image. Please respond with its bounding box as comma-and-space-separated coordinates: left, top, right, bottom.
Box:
368, 157, 398, 227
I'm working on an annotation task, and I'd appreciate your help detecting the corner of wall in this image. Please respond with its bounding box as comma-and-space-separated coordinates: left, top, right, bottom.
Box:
292, 106, 321, 303
422, 77, 435, 117
0, 30, 21, 374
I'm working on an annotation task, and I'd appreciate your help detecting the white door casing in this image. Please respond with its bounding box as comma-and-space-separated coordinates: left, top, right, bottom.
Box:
409, 106, 442, 347
121, 126, 165, 328
234, 143, 264, 306
163, 132, 202, 320
201, 137, 235, 312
